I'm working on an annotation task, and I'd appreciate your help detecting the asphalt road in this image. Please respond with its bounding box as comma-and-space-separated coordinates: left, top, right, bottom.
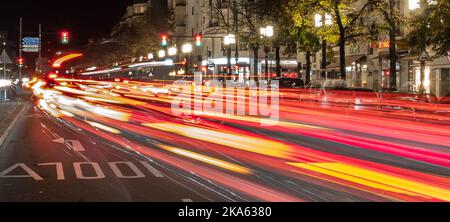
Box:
0, 102, 251, 202
1, 82, 450, 202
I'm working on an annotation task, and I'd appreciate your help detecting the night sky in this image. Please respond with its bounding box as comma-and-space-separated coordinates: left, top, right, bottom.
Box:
0, 0, 137, 47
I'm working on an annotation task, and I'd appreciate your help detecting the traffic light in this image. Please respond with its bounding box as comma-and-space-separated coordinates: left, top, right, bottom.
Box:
161, 34, 168, 47
195, 34, 203, 47
18, 57, 24, 67
234, 65, 239, 75
60, 31, 70, 44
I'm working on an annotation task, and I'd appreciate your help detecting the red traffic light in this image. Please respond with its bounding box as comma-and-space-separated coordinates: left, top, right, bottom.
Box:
60, 31, 70, 44
17, 57, 24, 65
195, 34, 202, 47
161, 34, 168, 46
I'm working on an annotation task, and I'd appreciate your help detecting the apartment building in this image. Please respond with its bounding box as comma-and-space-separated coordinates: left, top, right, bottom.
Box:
111, 0, 152, 36
167, 0, 298, 82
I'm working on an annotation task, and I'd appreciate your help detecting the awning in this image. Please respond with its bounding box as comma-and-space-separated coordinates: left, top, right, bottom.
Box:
399, 54, 420, 61
326, 55, 366, 70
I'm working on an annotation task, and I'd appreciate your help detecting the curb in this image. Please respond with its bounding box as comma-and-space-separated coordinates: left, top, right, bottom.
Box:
0, 103, 28, 148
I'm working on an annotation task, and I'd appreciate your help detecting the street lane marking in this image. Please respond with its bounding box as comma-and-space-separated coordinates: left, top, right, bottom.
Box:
109, 162, 145, 179
53, 138, 86, 152
73, 162, 106, 180
0, 162, 168, 181
0, 163, 44, 181
289, 162, 450, 201
182, 199, 194, 202
38, 162, 65, 180
140, 161, 164, 178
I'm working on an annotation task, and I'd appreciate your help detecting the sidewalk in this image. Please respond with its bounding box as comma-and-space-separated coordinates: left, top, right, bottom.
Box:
0, 89, 30, 146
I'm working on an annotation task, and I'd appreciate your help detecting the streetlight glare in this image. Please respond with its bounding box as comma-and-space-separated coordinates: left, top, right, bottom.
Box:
224, 34, 236, 45
182, 43, 193, 53
315, 14, 323, 27
168, 47, 177, 56
266, 26, 274, 37
409, 0, 420, 10
158, 50, 166, 58
260, 26, 274, 38
325, 13, 333, 26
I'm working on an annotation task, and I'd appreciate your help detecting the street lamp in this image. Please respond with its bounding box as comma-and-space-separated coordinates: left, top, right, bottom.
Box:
260, 26, 274, 79
315, 13, 332, 80
182, 43, 193, 54
168, 47, 177, 56
224, 34, 236, 78
158, 50, 166, 58
409, 0, 420, 10
182, 43, 193, 74
2, 42, 6, 80
147, 53, 154, 60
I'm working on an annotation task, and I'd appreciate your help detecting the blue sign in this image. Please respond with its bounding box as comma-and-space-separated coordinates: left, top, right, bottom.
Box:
22, 37, 40, 46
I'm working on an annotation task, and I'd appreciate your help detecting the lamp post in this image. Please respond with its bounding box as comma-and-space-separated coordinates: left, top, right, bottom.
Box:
408, 0, 435, 93
2, 41, 6, 80
224, 34, 236, 80
315, 13, 332, 80
182, 43, 193, 75
260, 26, 274, 80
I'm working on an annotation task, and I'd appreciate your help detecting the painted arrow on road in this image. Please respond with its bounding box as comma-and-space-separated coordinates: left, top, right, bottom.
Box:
53, 138, 85, 152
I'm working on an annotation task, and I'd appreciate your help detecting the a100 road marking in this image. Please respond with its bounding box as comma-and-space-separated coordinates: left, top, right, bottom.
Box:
0, 161, 164, 181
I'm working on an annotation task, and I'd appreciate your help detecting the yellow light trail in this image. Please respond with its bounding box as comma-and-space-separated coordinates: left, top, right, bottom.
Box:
144, 123, 293, 159
159, 145, 252, 175
289, 162, 450, 201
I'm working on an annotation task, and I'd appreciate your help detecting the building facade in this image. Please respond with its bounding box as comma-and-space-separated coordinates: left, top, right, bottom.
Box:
111, 0, 152, 36
300, 0, 450, 96
167, 0, 298, 82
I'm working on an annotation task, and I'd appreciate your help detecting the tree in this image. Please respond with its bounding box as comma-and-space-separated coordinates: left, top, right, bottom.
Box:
320, 0, 376, 81
406, 0, 450, 56
214, 0, 264, 80
369, 0, 403, 91
82, 7, 173, 67
284, 0, 322, 85
405, 0, 450, 93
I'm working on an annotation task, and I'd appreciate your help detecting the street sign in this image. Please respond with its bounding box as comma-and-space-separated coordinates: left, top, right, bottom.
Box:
0, 51, 12, 64
418, 50, 431, 61
22, 37, 40, 53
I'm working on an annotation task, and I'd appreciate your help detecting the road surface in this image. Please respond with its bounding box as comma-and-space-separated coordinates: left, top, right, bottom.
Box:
1, 79, 450, 202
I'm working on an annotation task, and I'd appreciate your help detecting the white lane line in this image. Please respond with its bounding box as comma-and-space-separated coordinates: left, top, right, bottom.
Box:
73, 162, 106, 180
182, 199, 194, 202
0, 104, 28, 148
140, 161, 164, 178
53, 138, 86, 152
38, 162, 65, 180
67, 140, 85, 152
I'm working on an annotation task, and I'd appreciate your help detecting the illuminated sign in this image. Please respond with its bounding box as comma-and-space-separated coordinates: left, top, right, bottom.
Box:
22, 37, 40, 52
370, 40, 390, 49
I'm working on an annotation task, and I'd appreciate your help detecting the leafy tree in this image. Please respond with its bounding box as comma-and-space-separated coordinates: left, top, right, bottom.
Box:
369, 0, 403, 90
82, 6, 173, 67
288, 0, 374, 81
405, 0, 450, 92
283, 0, 322, 85
214, 0, 264, 79
406, 0, 450, 56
